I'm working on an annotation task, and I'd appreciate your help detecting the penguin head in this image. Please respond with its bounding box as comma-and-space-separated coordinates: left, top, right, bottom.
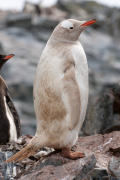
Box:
51, 19, 96, 42
0, 54, 15, 70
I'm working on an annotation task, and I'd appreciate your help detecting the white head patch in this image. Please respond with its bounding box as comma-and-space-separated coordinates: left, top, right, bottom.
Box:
61, 20, 73, 29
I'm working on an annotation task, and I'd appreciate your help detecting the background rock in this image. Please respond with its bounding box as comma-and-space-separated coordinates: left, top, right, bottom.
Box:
6, 13, 32, 28
0, 1, 120, 136
82, 83, 120, 135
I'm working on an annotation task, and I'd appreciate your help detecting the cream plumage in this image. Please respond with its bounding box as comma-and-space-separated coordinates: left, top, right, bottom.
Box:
6, 19, 96, 162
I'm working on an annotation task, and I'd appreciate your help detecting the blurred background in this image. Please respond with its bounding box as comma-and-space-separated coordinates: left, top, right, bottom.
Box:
0, 0, 120, 136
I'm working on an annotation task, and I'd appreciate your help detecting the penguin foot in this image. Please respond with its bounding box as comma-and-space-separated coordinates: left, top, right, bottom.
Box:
61, 148, 85, 160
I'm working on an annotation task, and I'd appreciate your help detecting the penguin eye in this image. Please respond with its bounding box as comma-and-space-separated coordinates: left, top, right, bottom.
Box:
70, 27, 73, 29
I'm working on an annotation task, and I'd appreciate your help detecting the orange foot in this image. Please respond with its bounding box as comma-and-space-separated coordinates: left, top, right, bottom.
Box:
61, 148, 85, 160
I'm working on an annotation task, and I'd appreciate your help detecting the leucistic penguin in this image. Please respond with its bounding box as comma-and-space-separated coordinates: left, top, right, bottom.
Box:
0, 54, 21, 144
6, 19, 96, 162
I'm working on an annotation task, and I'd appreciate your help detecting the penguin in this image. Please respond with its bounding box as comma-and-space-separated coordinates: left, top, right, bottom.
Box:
6, 19, 96, 162
0, 54, 21, 144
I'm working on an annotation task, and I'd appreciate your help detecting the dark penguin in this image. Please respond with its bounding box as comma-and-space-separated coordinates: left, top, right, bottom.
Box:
0, 54, 21, 144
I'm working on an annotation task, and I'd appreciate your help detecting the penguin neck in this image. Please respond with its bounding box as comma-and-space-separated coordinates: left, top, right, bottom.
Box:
48, 36, 79, 46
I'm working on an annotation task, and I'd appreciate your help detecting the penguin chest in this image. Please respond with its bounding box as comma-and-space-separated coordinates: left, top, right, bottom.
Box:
4, 96, 17, 142
71, 43, 88, 129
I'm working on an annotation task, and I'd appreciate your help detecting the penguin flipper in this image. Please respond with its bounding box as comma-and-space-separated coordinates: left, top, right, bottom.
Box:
0, 93, 10, 144
6, 90, 21, 138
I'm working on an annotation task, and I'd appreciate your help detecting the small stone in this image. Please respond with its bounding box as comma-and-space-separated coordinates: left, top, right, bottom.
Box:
108, 157, 120, 178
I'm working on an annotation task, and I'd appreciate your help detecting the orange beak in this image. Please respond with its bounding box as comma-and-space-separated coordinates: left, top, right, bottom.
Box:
81, 19, 96, 27
3, 54, 15, 60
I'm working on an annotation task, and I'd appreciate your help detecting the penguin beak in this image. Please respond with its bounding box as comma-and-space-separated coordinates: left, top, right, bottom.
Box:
81, 19, 96, 27
3, 54, 15, 60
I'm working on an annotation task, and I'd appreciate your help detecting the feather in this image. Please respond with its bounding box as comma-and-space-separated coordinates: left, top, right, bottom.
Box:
6, 144, 38, 163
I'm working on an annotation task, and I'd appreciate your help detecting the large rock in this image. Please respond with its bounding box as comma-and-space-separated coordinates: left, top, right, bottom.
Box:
5, 13, 32, 28
19, 155, 96, 180
82, 83, 120, 135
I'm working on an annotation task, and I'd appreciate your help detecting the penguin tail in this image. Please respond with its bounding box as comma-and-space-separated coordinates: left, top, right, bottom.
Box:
5, 136, 43, 163
6, 144, 38, 163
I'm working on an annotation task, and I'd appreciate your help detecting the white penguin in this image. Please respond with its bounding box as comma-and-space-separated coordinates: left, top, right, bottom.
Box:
6, 19, 96, 162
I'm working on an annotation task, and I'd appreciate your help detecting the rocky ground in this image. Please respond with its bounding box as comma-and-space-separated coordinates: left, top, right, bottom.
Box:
1, 132, 120, 179
0, 0, 120, 179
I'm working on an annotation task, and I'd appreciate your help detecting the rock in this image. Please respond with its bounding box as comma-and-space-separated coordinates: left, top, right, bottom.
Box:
0, 135, 32, 179
0, 42, 5, 54
0, 42, 6, 74
0, 27, 44, 135
58, 0, 89, 18
23, 2, 41, 15
1, 132, 120, 179
86, 168, 109, 180
19, 155, 96, 180
39, 6, 68, 21
0, 136, 97, 180
108, 157, 120, 178
82, 83, 120, 135
0, 151, 16, 179
5, 13, 32, 28
0, 0, 120, 138
32, 16, 59, 30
